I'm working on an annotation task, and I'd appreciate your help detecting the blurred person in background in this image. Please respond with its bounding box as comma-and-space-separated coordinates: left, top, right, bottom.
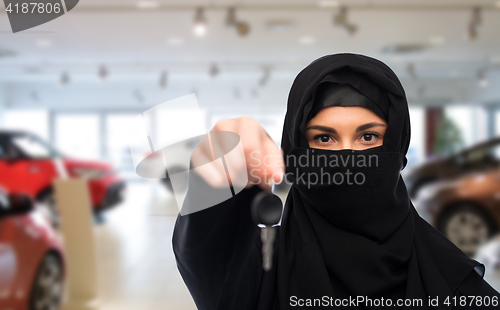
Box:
173, 54, 500, 309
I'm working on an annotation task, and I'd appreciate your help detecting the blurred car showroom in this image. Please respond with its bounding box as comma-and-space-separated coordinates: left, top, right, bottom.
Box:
2, 0, 500, 309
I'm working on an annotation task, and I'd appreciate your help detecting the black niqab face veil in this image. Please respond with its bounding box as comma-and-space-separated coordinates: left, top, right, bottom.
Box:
278, 54, 484, 309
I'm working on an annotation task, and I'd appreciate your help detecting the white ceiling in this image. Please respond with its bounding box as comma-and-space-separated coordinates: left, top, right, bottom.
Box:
0, 0, 499, 108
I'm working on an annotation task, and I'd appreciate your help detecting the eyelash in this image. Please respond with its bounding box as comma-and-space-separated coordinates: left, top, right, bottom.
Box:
313, 132, 381, 145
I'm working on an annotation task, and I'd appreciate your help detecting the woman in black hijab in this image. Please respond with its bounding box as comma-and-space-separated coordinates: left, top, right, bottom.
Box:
173, 53, 500, 309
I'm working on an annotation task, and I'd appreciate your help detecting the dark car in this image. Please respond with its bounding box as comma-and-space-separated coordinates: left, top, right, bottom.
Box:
404, 137, 500, 198
414, 168, 500, 256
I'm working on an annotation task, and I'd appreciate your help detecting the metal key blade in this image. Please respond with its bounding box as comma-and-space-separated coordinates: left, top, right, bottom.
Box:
251, 190, 283, 272
261, 226, 276, 271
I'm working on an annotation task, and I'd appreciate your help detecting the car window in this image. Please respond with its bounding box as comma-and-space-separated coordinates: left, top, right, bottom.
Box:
9, 134, 61, 159
485, 144, 500, 162
464, 144, 500, 164
0, 193, 7, 209
0, 143, 4, 159
0, 192, 29, 218
0, 191, 11, 217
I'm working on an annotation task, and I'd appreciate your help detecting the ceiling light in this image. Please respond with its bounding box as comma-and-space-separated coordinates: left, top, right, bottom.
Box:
58, 72, 70, 87
406, 63, 417, 80
166, 37, 184, 46
466, 25, 478, 40
208, 64, 219, 79
98, 65, 108, 82
333, 7, 348, 25
133, 89, 144, 102
471, 7, 482, 26
477, 69, 488, 88
259, 68, 271, 87
36, 39, 52, 47
466, 7, 481, 40
236, 21, 250, 37
299, 36, 316, 45
333, 7, 358, 36
136, 1, 159, 9
225, 7, 250, 37
193, 8, 208, 37
159, 71, 167, 88
226, 7, 237, 27
344, 24, 358, 36
318, 0, 340, 8
382, 43, 429, 54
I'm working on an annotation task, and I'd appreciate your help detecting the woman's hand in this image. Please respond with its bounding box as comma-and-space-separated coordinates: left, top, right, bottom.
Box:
191, 116, 284, 190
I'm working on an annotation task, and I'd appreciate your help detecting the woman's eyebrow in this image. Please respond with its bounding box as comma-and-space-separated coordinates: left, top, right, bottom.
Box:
306, 125, 337, 134
356, 122, 387, 132
305, 125, 337, 134
305, 123, 386, 134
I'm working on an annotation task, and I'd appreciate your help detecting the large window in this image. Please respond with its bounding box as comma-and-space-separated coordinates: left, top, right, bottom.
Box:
446, 106, 487, 147
2, 109, 49, 140
107, 114, 138, 175
10, 133, 61, 159
408, 106, 425, 167
55, 114, 100, 160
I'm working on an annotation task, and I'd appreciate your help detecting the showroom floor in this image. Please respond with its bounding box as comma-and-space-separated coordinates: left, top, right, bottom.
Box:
94, 181, 197, 310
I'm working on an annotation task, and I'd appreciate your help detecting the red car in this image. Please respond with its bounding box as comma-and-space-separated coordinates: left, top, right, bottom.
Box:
0, 188, 65, 310
0, 130, 125, 226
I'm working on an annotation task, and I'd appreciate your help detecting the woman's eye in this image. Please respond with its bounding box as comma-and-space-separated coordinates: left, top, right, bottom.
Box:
315, 135, 333, 144
360, 133, 379, 142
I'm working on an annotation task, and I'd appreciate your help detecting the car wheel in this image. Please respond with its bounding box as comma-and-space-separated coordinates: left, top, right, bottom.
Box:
438, 204, 497, 256
38, 190, 60, 229
29, 254, 64, 310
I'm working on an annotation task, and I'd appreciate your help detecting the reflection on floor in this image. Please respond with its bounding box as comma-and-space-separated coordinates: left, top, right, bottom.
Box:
94, 181, 196, 310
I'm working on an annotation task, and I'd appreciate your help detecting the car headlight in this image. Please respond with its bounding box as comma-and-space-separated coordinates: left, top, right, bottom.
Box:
415, 181, 458, 202
414, 184, 438, 202
72, 168, 106, 180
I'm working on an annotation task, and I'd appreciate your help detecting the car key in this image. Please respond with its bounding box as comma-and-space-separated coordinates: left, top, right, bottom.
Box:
251, 190, 283, 271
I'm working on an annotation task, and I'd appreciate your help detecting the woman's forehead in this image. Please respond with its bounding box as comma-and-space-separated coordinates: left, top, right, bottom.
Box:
307, 105, 388, 125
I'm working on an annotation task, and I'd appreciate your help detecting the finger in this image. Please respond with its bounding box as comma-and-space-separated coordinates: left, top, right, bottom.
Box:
262, 137, 283, 186
191, 136, 227, 188
246, 133, 275, 190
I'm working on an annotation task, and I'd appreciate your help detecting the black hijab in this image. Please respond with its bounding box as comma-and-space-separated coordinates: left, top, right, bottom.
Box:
278, 53, 484, 309
306, 83, 387, 123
